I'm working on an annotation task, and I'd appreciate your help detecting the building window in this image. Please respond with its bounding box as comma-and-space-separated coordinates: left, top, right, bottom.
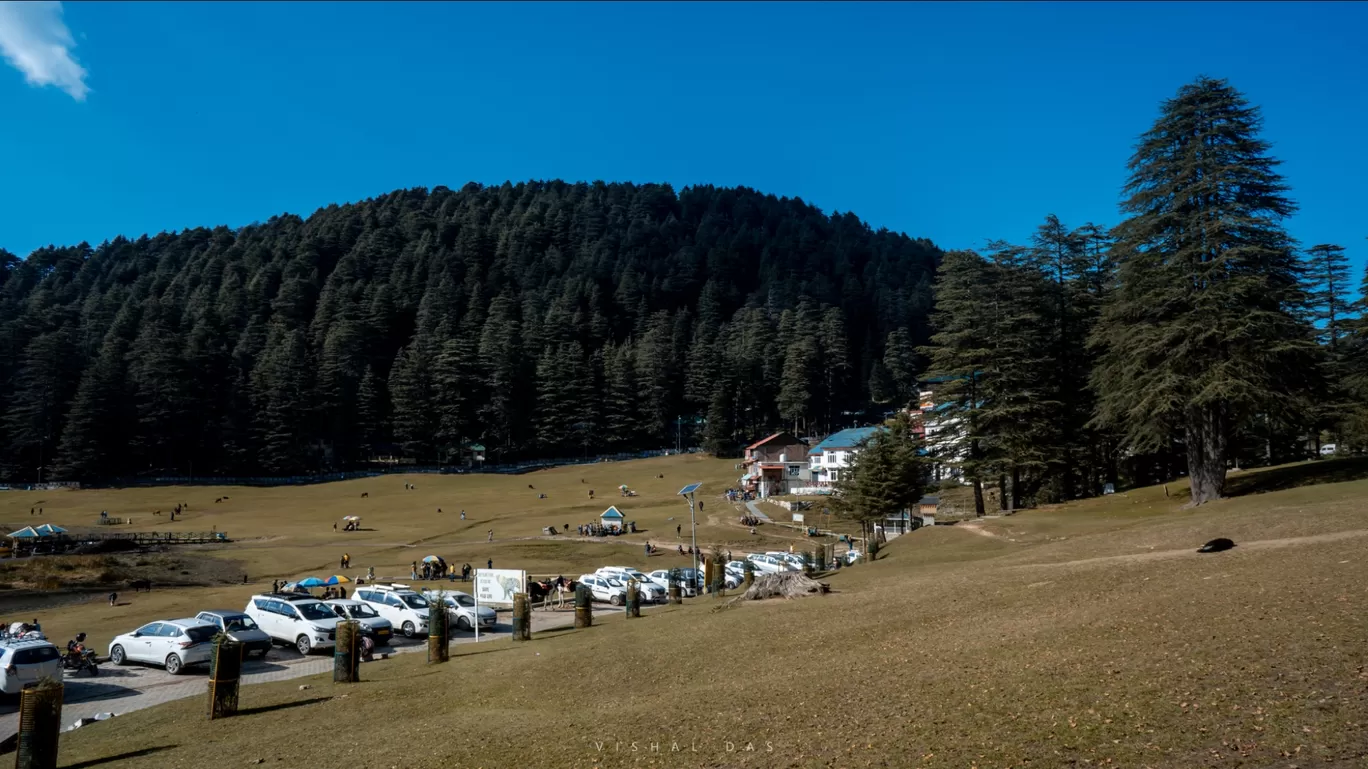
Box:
787, 465, 801, 477
829, 470, 839, 482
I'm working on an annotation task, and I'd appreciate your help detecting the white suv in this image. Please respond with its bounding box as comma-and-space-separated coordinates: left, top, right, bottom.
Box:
646, 569, 697, 597
576, 574, 627, 605
0, 639, 62, 695
353, 584, 431, 638
745, 553, 788, 574
244, 594, 341, 655
596, 568, 664, 603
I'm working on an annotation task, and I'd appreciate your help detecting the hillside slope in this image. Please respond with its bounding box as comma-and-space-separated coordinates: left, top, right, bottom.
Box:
0, 182, 941, 481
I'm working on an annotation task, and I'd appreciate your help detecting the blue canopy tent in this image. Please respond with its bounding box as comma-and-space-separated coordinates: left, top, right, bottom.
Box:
34, 524, 67, 537
7, 526, 41, 540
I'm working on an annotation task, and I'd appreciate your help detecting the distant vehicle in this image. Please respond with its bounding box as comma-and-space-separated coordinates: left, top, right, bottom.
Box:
0, 638, 62, 694
108, 619, 216, 674
352, 584, 430, 638
323, 599, 395, 644
244, 593, 341, 655
1320, 443, 1337, 456
595, 568, 665, 603
195, 610, 272, 658
765, 552, 806, 571
576, 574, 627, 605
745, 554, 788, 575
423, 591, 497, 632
646, 569, 697, 597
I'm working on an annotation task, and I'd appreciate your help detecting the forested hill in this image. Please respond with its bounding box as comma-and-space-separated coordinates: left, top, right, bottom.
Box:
0, 181, 941, 481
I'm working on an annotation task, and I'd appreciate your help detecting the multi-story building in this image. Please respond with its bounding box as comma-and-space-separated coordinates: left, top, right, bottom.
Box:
807, 426, 885, 487
739, 432, 810, 498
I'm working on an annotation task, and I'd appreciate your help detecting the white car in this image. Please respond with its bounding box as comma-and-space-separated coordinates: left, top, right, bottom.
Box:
353, 584, 431, 638
577, 574, 627, 605
595, 568, 665, 603
108, 618, 217, 674
425, 590, 497, 632
646, 569, 697, 597
244, 594, 341, 655
746, 553, 788, 574
0, 639, 62, 694
766, 552, 807, 571
323, 599, 396, 645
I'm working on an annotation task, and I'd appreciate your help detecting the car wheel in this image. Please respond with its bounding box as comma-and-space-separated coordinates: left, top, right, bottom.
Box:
456, 616, 472, 632
402, 621, 416, 638
296, 635, 312, 655
165, 654, 183, 675
610, 594, 623, 606
110, 645, 127, 666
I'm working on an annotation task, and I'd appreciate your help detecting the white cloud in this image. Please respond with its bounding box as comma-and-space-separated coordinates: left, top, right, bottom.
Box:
0, 1, 88, 101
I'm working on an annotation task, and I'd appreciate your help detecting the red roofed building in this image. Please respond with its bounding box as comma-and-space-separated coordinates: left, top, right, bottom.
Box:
740, 432, 809, 498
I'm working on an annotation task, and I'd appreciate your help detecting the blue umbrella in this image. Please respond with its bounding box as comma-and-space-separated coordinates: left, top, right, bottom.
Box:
297, 577, 326, 588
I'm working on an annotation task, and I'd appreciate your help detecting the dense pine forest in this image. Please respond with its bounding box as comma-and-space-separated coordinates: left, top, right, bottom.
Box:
0, 182, 941, 481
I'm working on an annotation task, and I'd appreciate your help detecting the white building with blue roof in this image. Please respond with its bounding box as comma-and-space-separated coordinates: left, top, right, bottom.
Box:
807, 426, 886, 487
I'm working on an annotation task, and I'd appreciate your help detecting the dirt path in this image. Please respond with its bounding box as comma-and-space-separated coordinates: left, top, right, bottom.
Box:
1009, 529, 1368, 571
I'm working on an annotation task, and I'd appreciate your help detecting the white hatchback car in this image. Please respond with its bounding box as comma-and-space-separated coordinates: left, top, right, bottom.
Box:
244, 594, 341, 655
576, 574, 627, 605
0, 639, 62, 694
646, 569, 697, 597
353, 584, 431, 638
108, 619, 217, 674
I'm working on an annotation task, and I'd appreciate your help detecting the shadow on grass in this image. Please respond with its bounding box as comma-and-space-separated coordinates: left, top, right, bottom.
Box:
61, 745, 178, 768
238, 696, 333, 716
1225, 457, 1368, 497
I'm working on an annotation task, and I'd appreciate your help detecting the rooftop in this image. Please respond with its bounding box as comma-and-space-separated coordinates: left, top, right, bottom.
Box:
808, 426, 885, 454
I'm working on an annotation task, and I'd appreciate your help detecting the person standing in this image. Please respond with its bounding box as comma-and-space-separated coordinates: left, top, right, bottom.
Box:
108, 592, 117, 606
487, 529, 493, 542
487, 558, 493, 570
460, 510, 466, 520
676, 524, 681, 537
411, 561, 418, 580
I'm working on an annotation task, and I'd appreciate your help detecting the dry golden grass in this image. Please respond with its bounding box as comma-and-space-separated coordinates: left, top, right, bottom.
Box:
48, 460, 1368, 769
2, 455, 831, 646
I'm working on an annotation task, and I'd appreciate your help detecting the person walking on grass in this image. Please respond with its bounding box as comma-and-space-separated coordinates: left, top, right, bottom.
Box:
411, 561, 418, 580
487, 529, 493, 542
108, 592, 117, 606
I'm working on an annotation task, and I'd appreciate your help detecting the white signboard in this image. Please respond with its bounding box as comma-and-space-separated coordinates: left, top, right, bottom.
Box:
792, 513, 805, 523
475, 568, 526, 607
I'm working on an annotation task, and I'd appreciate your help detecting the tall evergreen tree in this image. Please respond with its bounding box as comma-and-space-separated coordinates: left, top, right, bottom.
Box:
1091, 77, 1318, 505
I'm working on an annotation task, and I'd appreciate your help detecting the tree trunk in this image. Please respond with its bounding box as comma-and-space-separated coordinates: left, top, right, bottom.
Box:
972, 477, 985, 517
997, 474, 1008, 511
1010, 466, 1022, 510
1185, 403, 1227, 506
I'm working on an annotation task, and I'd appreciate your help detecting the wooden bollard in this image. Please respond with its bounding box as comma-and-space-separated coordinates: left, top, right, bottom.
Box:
625, 582, 640, 618
207, 635, 243, 720
703, 560, 715, 594
15, 677, 62, 769
428, 596, 449, 663
512, 592, 532, 640
667, 581, 682, 604
743, 564, 754, 587
574, 583, 593, 628
334, 620, 360, 683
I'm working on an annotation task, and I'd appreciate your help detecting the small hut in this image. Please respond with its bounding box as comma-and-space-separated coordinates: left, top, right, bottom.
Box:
599, 506, 625, 533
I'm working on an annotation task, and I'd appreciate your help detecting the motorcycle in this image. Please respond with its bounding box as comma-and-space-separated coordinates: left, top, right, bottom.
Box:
62, 647, 99, 676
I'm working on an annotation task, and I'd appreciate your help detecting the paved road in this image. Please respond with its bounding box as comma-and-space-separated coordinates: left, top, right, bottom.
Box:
0, 606, 593, 739
744, 500, 772, 521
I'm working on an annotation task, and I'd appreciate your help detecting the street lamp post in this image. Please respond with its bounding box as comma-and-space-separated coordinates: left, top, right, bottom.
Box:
677, 483, 702, 589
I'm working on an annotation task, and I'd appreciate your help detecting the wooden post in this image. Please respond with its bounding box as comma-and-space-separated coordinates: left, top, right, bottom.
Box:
334, 620, 360, 683
743, 562, 755, 588
427, 595, 449, 663
712, 552, 726, 598
702, 559, 714, 594
625, 582, 640, 618
811, 545, 824, 573
574, 583, 593, 628
512, 592, 532, 640
15, 677, 62, 769
206, 635, 243, 720
667, 569, 682, 604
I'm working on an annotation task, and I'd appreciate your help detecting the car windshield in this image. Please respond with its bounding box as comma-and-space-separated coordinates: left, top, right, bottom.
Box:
296, 602, 336, 621
348, 603, 379, 618
399, 594, 429, 609
454, 595, 476, 608
184, 626, 218, 643
223, 615, 258, 631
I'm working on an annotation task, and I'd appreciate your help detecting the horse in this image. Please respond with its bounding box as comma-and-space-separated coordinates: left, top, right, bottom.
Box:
361, 492, 369, 498
128, 579, 152, 592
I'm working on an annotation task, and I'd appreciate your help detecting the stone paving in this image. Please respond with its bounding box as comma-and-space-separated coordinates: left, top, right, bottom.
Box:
0, 606, 594, 739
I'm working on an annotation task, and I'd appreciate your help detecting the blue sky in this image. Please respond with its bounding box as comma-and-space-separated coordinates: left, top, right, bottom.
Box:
1, 1, 1364, 286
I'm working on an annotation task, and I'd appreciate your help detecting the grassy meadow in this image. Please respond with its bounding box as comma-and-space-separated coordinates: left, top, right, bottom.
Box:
38, 458, 1368, 768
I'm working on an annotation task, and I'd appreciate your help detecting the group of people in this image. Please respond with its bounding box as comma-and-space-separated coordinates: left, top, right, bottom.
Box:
577, 521, 637, 537
725, 489, 756, 503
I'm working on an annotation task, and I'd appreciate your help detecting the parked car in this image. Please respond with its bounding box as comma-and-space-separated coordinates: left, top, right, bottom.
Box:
352, 584, 431, 638
323, 599, 395, 645
0, 638, 62, 695
596, 568, 665, 602
194, 610, 272, 658
108, 619, 217, 674
765, 552, 807, 571
576, 574, 627, 605
745, 553, 788, 575
244, 593, 340, 655
423, 590, 497, 632
646, 569, 697, 597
